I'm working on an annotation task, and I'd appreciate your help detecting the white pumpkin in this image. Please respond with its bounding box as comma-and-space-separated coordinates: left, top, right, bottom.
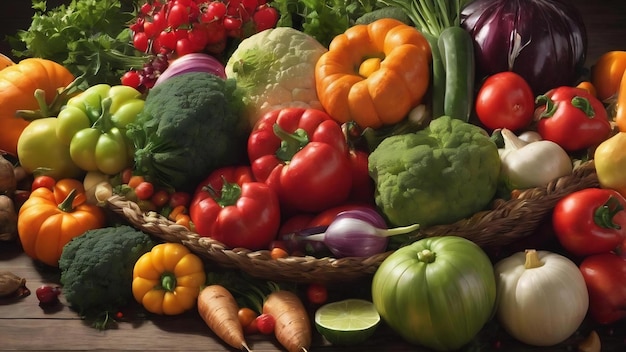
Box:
494, 249, 589, 346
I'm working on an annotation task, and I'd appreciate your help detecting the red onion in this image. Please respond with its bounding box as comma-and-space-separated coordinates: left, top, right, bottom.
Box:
153, 53, 226, 87
460, 0, 587, 95
301, 209, 420, 258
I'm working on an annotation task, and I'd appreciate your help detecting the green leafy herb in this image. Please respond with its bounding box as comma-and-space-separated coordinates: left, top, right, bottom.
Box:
9, 0, 148, 86
272, 0, 383, 47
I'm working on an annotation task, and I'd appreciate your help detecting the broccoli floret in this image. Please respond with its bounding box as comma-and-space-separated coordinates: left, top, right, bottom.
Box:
126, 72, 250, 191
58, 225, 155, 327
368, 116, 501, 228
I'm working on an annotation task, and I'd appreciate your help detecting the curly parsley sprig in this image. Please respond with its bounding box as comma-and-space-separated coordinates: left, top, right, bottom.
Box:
9, 0, 148, 86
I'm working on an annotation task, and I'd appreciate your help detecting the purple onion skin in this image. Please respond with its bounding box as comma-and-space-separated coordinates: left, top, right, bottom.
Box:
461, 0, 587, 96
323, 209, 389, 258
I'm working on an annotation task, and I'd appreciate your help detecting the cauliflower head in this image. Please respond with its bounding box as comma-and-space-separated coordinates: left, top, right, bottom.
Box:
368, 116, 501, 228
225, 27, 327, 127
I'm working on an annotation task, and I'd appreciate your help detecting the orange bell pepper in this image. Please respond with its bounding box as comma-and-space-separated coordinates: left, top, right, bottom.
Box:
591, 51, 626, 102
576, 81, 597, 97
315, 18, 431, 129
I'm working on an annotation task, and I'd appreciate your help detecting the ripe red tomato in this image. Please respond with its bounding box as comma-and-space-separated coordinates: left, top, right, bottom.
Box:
121, 70, 141, 89
31, 175, 56, 191
204, 1, 227, 21
223, 16, 243, 31
176, 38, 195, 56
157, 30, 177, 51
475, 72, 535, 131
167, 3, 188, 29
133, 32, 150, 53
253, 5, 279, 31
169, 191, 191, 209
187, 25, 209, 51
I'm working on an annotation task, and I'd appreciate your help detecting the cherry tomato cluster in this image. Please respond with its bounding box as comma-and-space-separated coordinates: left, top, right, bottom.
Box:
130, 0, 278, 56
237, 307, 276, 335
124, 0, 278, 91
117, 169, 193, 229
130, 0, 279, 57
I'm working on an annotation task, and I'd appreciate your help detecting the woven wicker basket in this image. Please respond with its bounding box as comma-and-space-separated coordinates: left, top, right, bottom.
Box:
107, 160, 599, 283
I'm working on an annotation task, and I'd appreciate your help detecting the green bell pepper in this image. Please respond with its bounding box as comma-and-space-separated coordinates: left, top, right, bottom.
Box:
56, 84, 144, 175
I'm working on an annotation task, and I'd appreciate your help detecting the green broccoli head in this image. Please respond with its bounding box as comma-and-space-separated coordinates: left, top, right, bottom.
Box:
59, 225, 155, 320
127, 72, 250, 192
368, 116, 501, 228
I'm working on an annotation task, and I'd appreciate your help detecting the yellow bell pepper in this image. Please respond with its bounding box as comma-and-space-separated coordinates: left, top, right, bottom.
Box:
132, 242, 206, 315
594, 131, 626, 198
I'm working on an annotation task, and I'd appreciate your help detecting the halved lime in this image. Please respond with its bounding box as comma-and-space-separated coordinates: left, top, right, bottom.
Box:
314, 299, 381, 346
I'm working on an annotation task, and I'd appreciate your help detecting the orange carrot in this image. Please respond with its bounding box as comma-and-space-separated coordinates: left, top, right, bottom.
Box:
197, 285, 250, 351
263, 290, 312, 352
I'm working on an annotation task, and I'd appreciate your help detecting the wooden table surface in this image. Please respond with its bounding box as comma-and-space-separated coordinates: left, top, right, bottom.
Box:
2, 1, 626, 351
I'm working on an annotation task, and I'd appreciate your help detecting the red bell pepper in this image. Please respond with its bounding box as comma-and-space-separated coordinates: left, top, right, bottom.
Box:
247, 108, 352, 213
342, 121, 375, 205
189, 165, 281, 250
552, 187, 626, 257
579, 252, 626, 324
535, 86, 611, 152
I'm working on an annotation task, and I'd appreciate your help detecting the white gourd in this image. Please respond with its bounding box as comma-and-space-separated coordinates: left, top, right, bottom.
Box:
494, 249, 589, 346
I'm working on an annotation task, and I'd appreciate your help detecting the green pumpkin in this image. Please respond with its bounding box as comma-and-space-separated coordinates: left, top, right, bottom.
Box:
371, 236, 496, 351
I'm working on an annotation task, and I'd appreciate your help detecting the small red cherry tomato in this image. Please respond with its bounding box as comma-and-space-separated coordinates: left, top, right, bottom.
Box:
150, 189, 170, 208
169, 191, 191, 209
255, 313, 276, 335
134, 181, 155, 200
306, 283, 328, 305
35, 285, 61, 304
31, 175, 56, 191
238, 307, 258, 330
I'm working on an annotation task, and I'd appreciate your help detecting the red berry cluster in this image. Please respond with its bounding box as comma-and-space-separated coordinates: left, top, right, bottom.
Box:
130, 0, 278, 57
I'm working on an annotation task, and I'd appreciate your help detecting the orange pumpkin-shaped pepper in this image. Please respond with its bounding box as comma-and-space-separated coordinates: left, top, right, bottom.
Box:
0, 58, 74, 155
315, 18, 431, 129
17, 178, 106, 267
0, 53, 15, 71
